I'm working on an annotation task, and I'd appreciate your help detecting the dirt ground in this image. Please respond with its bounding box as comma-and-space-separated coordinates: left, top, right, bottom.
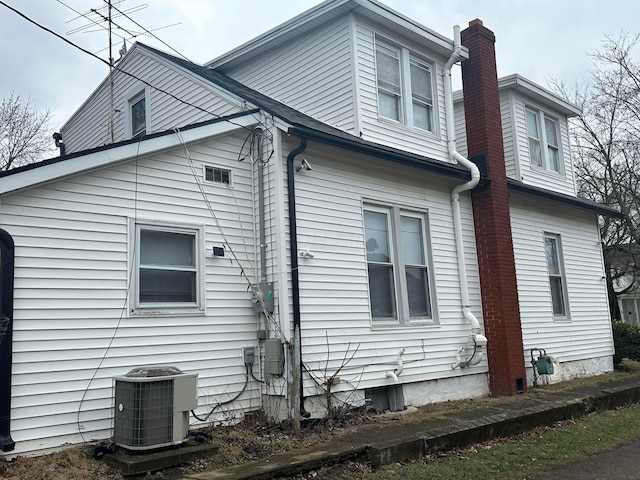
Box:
2, 365, 638, 480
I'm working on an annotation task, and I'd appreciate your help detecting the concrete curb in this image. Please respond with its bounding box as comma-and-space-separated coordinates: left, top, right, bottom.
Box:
182, 380, 640, 480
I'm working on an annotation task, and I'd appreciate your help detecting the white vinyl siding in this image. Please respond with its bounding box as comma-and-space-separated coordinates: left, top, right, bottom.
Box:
282, 138, 485, 398
222, 15, 355, 133
2, 132, 261, 455
60, 48, 243, 153
456, 90, 575, 192
510, 194, 613, 363
355, 19, 449, 161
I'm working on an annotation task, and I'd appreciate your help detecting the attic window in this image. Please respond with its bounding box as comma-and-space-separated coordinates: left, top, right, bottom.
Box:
526, 107, 562, 174
129, 91, 147, 137
204, 165, 231, 185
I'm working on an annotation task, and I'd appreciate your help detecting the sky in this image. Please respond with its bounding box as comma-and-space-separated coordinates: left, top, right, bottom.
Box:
0, 0, 638, 138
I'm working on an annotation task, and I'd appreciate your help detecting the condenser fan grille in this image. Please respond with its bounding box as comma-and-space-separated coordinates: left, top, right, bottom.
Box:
114, 379, 174, 448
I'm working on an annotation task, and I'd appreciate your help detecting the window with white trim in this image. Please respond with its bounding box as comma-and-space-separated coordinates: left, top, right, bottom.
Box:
134, 224, 203, 312
128, 90, 147, 137
544, 233, 568, 318
526, 107, 562, 173
375, 38, 435, 132
364, 204, 434, 324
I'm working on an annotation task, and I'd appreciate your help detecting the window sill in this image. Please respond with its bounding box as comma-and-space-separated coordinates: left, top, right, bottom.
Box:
370, 319, 439, 330
376, 116, 437, 138
130, 307, 205, 317
529, 164, 565, 178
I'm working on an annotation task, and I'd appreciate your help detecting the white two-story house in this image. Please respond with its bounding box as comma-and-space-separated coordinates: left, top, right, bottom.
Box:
0, 0, 620, 455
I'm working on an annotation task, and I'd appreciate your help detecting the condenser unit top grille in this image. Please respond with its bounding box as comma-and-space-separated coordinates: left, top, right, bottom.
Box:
125, 365, 183, 377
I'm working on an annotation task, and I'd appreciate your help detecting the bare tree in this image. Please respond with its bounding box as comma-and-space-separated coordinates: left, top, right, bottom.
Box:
0, 93, 53, 170
555, 33, 640, 319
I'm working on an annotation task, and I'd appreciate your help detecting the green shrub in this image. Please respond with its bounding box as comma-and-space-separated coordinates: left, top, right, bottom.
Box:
612, 321, 640, 365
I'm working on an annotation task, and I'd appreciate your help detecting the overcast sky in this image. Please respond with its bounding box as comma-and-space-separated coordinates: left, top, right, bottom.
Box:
1, 0, 638, 138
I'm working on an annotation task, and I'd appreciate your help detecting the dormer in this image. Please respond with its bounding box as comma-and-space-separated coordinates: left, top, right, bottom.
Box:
207, 0, 465, 163
454, 74, 581, 197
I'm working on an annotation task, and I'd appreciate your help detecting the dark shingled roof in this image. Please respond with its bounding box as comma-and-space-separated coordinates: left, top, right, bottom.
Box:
508, 179, 623, 218
141, 43, 475, 182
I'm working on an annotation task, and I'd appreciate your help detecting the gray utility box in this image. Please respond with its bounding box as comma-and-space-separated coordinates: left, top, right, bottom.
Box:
113, 366, 198, 451
264, 339, 284, 376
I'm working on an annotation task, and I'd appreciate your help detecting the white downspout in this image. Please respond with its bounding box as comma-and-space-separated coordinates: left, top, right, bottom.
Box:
444, 26, 488, 369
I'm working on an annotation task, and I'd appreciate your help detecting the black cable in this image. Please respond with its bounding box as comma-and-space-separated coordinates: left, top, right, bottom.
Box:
0, 1, 254, 133
191, 365, 249, 422
462, 335, 478, 368
108, 1, 191, 62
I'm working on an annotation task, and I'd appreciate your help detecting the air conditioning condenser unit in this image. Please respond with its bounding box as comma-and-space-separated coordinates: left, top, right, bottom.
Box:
113, 366, 198, 451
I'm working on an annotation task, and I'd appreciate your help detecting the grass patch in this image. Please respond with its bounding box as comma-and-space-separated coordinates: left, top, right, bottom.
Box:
340, 403, 640, 480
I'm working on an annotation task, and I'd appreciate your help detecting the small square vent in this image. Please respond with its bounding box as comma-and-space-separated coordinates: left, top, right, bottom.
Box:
204, 165, 231, 185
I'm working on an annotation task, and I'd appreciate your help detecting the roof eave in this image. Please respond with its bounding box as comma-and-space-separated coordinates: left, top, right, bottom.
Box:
207, 0, 465, 70
287, 125, 479, 182
508, 179, 623, 218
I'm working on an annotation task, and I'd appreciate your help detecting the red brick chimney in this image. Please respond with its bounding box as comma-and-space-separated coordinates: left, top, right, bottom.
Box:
461, 19, 527, 395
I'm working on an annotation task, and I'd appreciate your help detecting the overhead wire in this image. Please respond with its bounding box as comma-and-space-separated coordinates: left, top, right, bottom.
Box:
1, 0, 290, 424
0, 1, 259, 133
75, 131, 145, 444
108, 1, 191, 62
174, 127, 287, 341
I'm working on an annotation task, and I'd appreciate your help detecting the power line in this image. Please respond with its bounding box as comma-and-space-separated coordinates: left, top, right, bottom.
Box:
0, 0, 255, 133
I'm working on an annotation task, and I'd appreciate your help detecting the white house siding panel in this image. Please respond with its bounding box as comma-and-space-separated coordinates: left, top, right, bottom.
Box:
511, 96, 577, 196
60, 49, 243, 154
510, 194, 613, 366
354, 19, 451, 162
453, 100, 467, 158
2, 131, 262, 455
224, 16, 355, 133
286, 139, 485, 399
500, 92, 518, 180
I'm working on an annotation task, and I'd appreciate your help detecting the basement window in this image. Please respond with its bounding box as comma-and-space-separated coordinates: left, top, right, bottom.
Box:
204, 165, 232, 186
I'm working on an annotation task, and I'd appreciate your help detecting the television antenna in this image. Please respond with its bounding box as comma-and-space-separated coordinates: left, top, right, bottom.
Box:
58, 0, 180, 141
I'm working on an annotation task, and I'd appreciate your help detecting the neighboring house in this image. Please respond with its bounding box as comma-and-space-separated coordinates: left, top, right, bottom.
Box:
607, 244, 640, 323
0, 0, 621, 456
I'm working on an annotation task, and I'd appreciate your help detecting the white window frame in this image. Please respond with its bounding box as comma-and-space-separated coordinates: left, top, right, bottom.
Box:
203, 164, 232, 186
544, 233, 569, 320
130, 220, 205, 315
124, 85, 150, 138
526, 106, 563, 174
374, 37, 436, 133
363, 203, 437, 327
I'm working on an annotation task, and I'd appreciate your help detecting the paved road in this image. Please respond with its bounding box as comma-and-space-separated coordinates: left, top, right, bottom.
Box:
532, 438, 640, 480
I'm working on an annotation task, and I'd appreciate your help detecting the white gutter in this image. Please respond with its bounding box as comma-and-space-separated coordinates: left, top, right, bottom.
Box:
444, 26, 487, 369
